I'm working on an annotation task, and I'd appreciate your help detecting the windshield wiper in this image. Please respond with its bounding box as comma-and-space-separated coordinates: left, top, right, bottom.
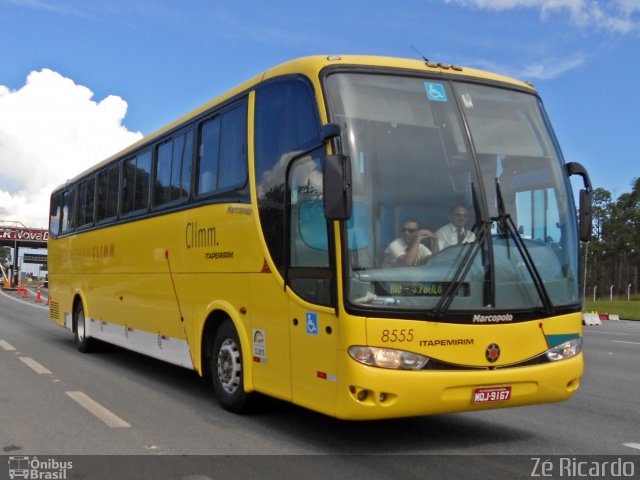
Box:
433, 183, 491, 317
494, 179, 554, 315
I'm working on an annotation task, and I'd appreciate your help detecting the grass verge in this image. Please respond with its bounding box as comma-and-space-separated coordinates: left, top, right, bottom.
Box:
583, 299, 640, 321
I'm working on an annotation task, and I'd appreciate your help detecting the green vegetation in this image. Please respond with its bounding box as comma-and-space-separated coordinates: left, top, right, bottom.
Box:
584, 177, 639, 299
583, 299, 640, 321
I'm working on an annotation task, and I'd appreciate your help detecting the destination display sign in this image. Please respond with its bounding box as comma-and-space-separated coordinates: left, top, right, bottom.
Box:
374, 281, 470, 297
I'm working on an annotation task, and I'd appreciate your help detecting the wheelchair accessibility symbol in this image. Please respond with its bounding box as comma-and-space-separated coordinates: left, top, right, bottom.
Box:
306, 312, 318, 336
425, 82, 447, 102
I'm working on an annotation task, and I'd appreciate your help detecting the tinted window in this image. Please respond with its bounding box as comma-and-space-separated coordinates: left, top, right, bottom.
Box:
61, 188, 76, 233
254, 78, 321, 272
122, 150, 151, 214
156, 140, 173, 204
255, 79, 320, 183
49, 193, 61, 236
123, 159, 135, 214
196, 101, 247, 196
288, 151, 332, 305
77, 181, 89, 227
97, 165, 119, 222
77, 178, 95, 227
107, 166, 119, 218
197, 117, 221, 196
219, 106, 246, 189
155, 129, 193, 206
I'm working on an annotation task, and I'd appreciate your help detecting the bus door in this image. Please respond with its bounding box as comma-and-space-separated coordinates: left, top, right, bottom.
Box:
287, 152, 338, 414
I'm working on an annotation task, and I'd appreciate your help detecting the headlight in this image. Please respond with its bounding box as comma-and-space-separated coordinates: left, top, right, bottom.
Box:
546, 337, 582, 361
348, 346, 429, 370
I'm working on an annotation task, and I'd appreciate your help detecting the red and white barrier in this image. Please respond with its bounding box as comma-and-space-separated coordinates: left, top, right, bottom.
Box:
583, 312, 621, 325
583, 313, 601, 326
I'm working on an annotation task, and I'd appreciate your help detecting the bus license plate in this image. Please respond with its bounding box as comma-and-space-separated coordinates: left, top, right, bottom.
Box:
472, 386, 512, 404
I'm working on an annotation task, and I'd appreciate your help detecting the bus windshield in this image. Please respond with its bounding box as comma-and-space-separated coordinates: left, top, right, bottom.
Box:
324, 72, 579, 318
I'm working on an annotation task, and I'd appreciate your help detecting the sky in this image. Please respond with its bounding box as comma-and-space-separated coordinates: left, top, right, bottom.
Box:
0, 0, 639, 230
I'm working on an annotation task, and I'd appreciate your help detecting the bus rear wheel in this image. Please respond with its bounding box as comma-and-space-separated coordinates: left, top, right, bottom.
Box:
74, 302, 95, 353
210, 319, 254, 413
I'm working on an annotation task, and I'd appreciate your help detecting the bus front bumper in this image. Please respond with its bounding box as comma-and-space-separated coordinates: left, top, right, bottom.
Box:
334, 353, 583, 420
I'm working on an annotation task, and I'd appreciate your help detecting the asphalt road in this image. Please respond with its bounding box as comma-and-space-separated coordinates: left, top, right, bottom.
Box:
1, 289, 639, 479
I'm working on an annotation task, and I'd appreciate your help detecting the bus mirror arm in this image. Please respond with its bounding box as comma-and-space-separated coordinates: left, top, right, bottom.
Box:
565, 162, 593, 242
321, 123, 341, 141
323, 154, 352, 220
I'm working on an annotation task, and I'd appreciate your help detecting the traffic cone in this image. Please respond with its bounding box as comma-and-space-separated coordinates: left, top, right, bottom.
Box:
46, 293, 51, 306
23, 286, 28, 299
36, 286, 42, 303
16, 284, 22, 294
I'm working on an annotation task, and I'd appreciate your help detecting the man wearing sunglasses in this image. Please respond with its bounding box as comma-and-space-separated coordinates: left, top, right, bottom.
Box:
383, 218, 439, 267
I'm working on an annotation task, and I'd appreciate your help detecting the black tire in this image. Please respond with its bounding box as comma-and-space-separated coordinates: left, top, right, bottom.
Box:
210, 319, 254, 413
74, 302, 95, 353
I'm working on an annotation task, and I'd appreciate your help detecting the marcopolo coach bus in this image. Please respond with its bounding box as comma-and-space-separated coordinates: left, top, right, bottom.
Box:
48, 55, 592, 420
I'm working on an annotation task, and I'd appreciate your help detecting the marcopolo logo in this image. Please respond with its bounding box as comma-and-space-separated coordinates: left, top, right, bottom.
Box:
472, 313, 514, 323
8, 456, 72, 479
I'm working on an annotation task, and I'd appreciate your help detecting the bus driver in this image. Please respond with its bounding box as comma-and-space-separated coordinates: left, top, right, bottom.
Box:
436, 205, 476, 250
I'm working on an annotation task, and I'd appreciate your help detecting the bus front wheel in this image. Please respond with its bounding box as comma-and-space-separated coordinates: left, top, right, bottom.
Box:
210, 319, 254, 413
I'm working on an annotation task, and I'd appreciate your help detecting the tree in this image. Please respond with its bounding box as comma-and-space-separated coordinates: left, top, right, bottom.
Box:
584, 178, 640, 299
591, 187, 612, 241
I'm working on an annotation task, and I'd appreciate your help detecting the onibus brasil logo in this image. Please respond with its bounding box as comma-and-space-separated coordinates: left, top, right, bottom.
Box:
8, 456, 73, 479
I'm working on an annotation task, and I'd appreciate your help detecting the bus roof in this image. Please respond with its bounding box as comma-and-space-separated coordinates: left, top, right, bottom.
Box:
53, 55, 535, 192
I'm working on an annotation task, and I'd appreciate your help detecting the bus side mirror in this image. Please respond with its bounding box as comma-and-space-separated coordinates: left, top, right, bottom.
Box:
323, 154, 352, 220
579, 189, 592, 242
566, 162, 592, 242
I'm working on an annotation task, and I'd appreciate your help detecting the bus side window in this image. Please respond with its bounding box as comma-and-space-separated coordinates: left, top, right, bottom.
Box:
122, 150, 151, 215
254, 78, 321, 273
156, 139, 173, 205
288, 151, 332, 306
49, 193, 61, 236
122, 158, 136, 214
77, 177, 95, 228
61, 187, 76, 234
96, 170, 108, 222
107, 166, 119, 218
196, 101, 246, 197
97, 165, 121, 222
155, 129, 193, 207
135, 151, 151, 211
218, 105, 246, 190
197, 116, 221, 196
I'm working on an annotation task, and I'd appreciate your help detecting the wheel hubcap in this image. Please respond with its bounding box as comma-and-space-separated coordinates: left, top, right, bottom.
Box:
217, 338, 241, 394
77, 311, 85, 341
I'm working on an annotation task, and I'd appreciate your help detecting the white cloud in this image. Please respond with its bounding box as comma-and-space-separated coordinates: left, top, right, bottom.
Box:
0, 69, 143, 228
518, 54, 586, 79
444, 0, 640, 33
496, 53, 586, 80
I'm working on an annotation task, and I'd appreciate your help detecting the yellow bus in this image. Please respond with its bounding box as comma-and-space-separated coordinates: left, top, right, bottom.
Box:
48, 55, 593, 420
